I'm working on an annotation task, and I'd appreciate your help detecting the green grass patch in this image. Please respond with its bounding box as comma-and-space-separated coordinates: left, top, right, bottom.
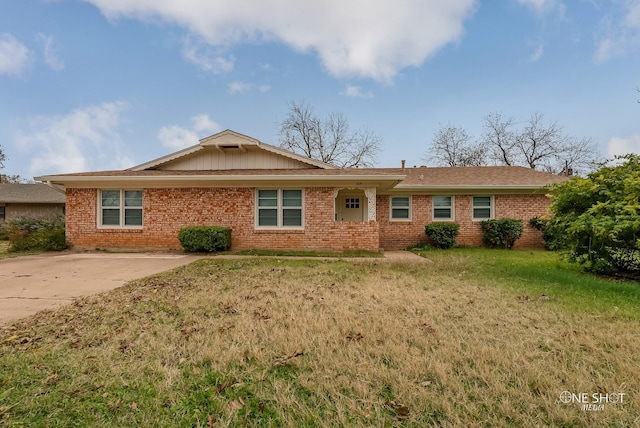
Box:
1, 251, 639, 426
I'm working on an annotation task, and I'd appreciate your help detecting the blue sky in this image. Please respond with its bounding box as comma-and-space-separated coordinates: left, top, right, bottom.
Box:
0, 0, 639, 178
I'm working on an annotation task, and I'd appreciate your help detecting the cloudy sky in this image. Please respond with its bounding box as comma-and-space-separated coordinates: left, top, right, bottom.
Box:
1, 0, 639, 177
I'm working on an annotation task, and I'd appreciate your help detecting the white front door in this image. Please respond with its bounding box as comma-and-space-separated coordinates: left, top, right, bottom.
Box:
339, 195, 364, 221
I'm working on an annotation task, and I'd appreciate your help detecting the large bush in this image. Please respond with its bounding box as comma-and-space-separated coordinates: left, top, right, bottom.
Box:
178, 226, 232, 252
7, 216, 69, 252
425, 222, 460, 249
546, 154, 640, 275
481, 218, 523, 249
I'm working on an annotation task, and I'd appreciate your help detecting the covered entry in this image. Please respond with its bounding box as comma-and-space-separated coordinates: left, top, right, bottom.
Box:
334, 188, 376, 222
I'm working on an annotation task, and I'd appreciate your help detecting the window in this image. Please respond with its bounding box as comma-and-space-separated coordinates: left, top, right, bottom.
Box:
433, 196, 454, 220
390, 196, 411, 220
0, 206, 5, 220
100, 190, 143, 227
345, 198, 360, 209
257, 189, 303, 228
472, 196, 493, 220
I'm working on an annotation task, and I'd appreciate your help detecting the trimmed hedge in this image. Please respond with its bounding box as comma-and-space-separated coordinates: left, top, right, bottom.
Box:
178, 226, 232, 252
425, 222, 460, 249
480, 218, 523, 249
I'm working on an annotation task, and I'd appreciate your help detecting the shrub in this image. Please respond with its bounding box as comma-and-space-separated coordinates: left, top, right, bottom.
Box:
424, 223, 460, 249
7, 216, 69, 252
178, 226, 232, 252
481, 218, 523, 249
544, 155, 640, 276
529, 217, 560, 251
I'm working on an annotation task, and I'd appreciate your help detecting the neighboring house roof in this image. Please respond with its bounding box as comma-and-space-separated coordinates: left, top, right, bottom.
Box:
34, 129, 570, 193
0, 183, 66, 204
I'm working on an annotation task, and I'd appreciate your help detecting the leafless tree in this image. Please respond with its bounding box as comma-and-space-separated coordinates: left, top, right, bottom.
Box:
278, 101, 381, 168
0, 144, 5, 170
427, 124, 487, 166
483, 112, 599, 174
481, 112, 517, 166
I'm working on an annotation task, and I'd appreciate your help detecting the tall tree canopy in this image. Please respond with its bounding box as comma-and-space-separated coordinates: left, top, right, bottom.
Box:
278, 101, 381, 168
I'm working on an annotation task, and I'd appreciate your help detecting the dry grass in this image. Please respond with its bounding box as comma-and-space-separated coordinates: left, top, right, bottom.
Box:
1, 254, 639, 427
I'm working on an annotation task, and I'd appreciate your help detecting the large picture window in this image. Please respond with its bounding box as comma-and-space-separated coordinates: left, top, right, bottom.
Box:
390, 196, 411, 220
100, 190, 143, 227
472, 196, 493, 220
433, 196, 454, 220
257, 189, 303, 228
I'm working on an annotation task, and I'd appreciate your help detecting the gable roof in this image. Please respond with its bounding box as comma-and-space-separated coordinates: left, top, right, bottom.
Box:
33, 129, 569, 193
130, 129, 336, 171
0, 184, 66, 204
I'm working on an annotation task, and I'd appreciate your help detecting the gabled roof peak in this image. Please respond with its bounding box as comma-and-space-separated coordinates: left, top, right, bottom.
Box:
129, 129, 336, 171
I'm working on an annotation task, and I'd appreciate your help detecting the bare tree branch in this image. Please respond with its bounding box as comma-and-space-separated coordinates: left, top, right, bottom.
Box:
278, 100, 380, 167
427, 124, 487, 167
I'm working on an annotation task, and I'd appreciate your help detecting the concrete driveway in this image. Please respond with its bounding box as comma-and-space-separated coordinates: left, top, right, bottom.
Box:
0, 252, 200, 324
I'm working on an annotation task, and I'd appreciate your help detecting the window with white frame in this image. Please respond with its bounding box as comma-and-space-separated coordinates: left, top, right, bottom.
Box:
432, 196, 454, 220
390, 196, 411, 220
472, 196, 493, 220
100, 190, 143, 227
257, 189, 303, 228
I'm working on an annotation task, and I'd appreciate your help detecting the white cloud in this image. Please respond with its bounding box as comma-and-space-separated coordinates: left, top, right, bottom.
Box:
341, 84, 373, 98
157, 114, 220, 149
37, 33, 65, 71
594, 2, 640, 63
14, 102, 132, 174
517, 0, 561, 15
182, 36, 235, 73
81, 0, 477, 82
528, 45, 544, 62
228, 80, 270, 94
0, 33, 32, 77
607, 134, 640, 158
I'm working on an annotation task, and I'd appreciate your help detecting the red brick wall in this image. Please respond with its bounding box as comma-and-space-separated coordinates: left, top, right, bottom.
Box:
65, 187, 379, 251
377, 193, 550, 250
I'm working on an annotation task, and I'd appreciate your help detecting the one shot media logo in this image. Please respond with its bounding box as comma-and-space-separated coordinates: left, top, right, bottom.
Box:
559, 391, 626, 411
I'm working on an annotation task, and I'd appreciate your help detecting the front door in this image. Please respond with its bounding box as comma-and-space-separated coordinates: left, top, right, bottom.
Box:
339, 195, 364, 221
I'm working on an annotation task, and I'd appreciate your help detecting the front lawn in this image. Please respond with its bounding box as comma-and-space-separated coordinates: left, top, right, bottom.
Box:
1, 250, 638, 426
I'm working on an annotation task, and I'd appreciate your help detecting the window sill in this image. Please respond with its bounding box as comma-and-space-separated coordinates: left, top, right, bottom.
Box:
96, 227, 144, 233
254, 228, 305, 234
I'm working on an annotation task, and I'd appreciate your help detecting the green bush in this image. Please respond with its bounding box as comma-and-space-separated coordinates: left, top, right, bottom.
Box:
424, 222, 460, 249
529, 217, 560, 251
7, 216, 69, 252
546, 154, 640, 275
481, 218, 523, 249
178, 226, 232, 252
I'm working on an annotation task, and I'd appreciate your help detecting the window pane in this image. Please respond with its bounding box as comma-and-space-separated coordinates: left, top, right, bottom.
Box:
124, 190, 142, 207
473, 196, 491, 207
433, 208, 452, 219
102, 190, 120, 207
102, 209, 120, 225
433, 196, 451, 207
258, 209, 278, 226
474, 208, 491, 219
392, 197, 409, 208
392, 208, 409, 219
282, 208, 302, 226
0, 206, 5, 220
258, 190, 278, 207
282, 190, 302, 207
124, 208, 143, 226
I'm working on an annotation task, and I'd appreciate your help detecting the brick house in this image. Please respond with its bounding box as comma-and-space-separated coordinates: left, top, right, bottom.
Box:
35, 130, 568, 251
0, 182, 66, 223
